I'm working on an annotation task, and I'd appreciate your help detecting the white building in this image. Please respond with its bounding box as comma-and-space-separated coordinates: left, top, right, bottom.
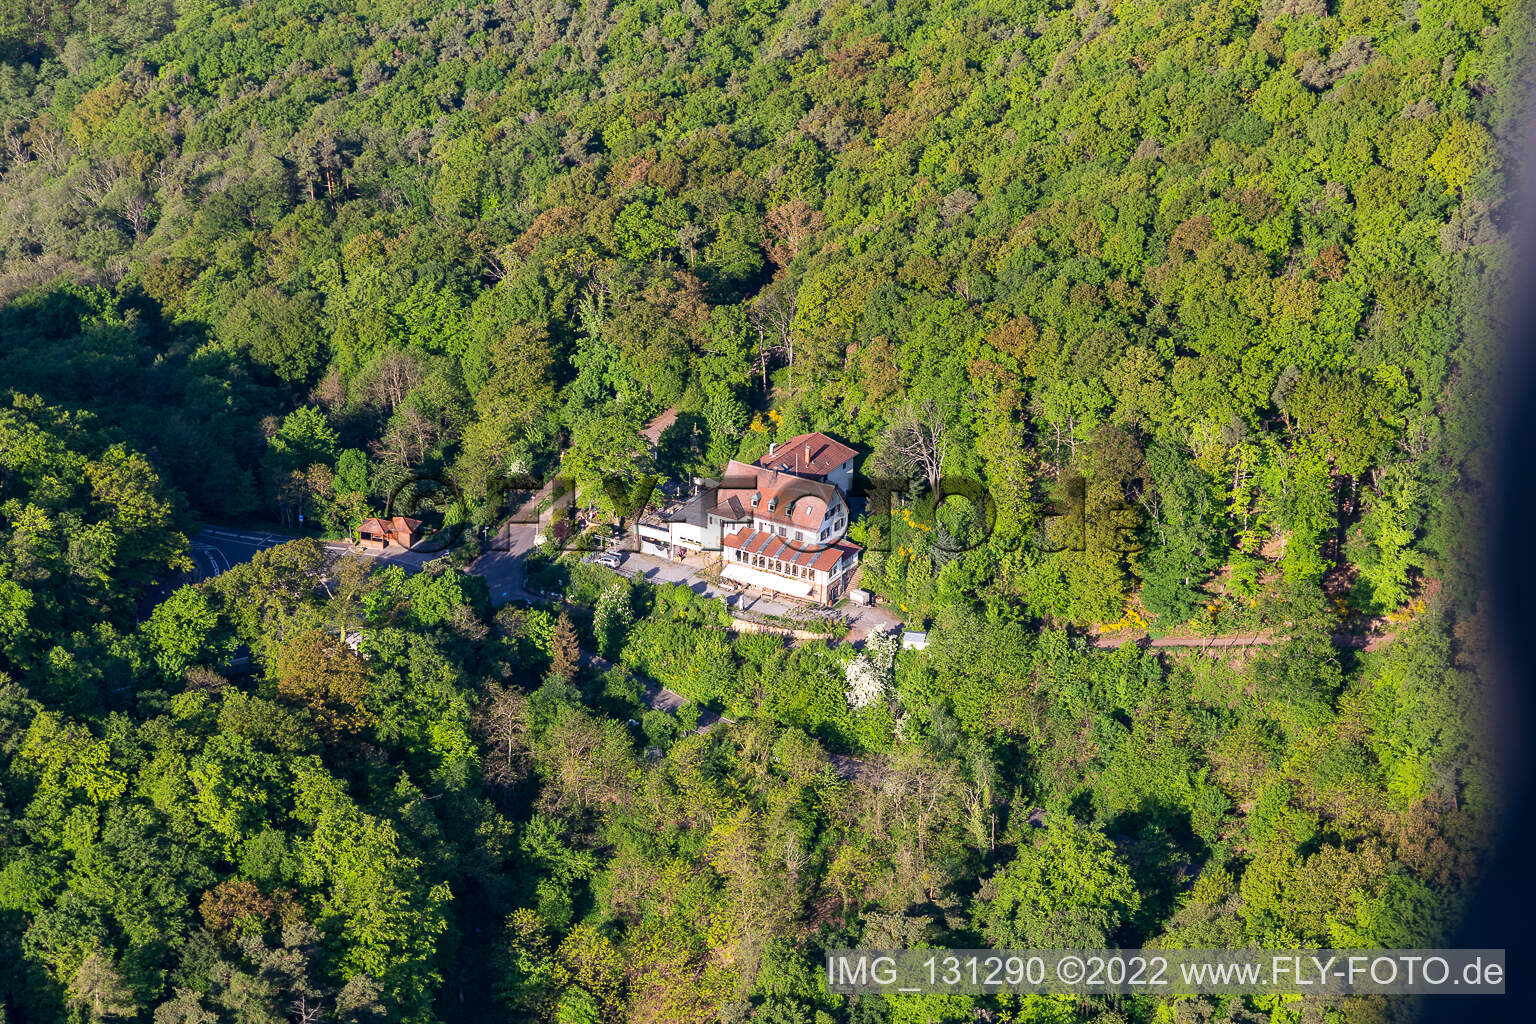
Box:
762, 433, 857, 494
720, 528, 860, 603
635, 432, 862, 604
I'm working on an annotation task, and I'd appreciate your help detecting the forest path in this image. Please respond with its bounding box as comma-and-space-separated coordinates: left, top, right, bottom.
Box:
1091, 627, 1393, 653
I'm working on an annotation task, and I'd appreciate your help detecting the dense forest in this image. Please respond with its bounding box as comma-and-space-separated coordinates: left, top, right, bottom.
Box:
0, 0, 1525, 1022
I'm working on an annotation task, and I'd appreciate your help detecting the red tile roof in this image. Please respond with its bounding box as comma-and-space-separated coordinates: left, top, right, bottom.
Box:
359, 516, 422, 537
723, 527, 860, 573
761, 433, 857, 479
711, 461, 839, 529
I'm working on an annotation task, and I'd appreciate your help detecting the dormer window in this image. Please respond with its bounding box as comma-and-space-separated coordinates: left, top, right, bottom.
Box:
750, 492, 760, 507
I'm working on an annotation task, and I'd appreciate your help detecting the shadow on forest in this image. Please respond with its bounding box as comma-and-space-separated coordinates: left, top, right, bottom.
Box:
1104, 797, 1210, 943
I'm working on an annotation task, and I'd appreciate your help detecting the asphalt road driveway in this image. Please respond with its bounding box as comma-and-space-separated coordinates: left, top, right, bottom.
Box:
190, 526, 435, 581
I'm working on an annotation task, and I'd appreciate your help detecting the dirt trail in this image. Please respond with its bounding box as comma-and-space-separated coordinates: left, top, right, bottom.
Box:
1092, 628, 1391, 653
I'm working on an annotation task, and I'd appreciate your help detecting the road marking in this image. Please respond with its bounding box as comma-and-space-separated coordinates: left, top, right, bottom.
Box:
201, 528, 290, 545
191, 548, 232, 579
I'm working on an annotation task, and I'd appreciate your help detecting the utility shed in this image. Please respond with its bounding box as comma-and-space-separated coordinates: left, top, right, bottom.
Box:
358, 516, 422, 550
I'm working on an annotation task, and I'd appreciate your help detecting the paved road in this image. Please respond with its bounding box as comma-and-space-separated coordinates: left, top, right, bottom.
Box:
474, 525, 538, 605
473, 478, 562, 604
638, 677, 732, 732
617, 550, 806, 616
191, 529, 1385, 659
191, 526, 436, 582
188, 519, 560, 609
191, 525, 1394, 781
184, 529, 874, 779
613, 548, 903, 641
179, 520, 1391, 789
191, 527, 299, 579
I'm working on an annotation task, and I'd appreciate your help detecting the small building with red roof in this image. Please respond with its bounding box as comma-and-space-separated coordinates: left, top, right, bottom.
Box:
357, 516, 423, 551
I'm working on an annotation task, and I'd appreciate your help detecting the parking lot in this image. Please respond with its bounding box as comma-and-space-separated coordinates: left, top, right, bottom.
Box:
184, 520, 903, 645
602, 547, 902, 640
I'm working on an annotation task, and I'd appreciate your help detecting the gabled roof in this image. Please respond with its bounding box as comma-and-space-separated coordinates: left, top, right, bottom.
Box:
762, 432, 858, 479
723, 527, 861, 573
359, 516, 422, 535
711, 461, 839, 529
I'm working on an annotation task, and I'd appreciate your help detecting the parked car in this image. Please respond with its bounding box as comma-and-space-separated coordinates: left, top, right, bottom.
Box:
594, 552, 625, 569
